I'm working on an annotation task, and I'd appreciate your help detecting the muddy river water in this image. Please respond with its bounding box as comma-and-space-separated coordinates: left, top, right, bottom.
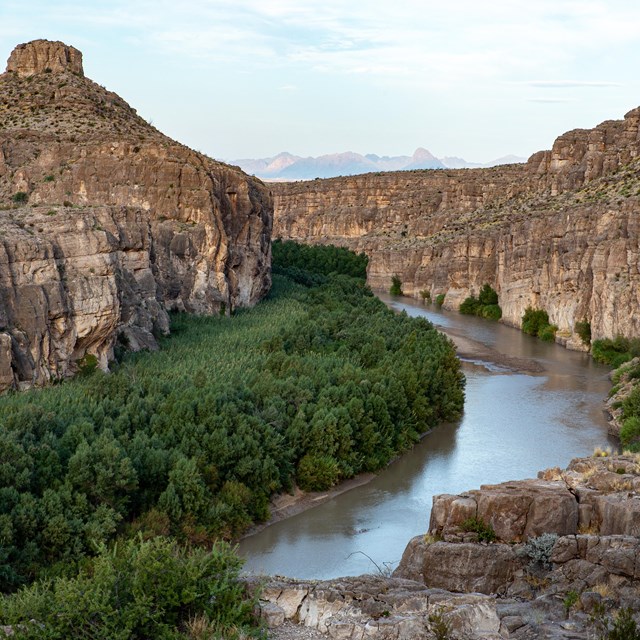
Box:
239, 295, 616, 579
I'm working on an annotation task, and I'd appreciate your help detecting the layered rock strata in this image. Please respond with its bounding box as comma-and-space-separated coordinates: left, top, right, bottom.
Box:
0, 40, 272, 391
273, 108, 640, 348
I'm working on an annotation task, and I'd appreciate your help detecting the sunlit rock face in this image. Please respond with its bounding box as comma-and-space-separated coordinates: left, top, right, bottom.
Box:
0, 40, 273, 391
274, 107, 640, 349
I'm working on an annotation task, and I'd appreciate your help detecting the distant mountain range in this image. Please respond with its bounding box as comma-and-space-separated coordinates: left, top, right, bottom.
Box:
230, 148, 527, 181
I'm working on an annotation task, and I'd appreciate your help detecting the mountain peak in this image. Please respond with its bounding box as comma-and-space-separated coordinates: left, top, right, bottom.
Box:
6, 39, 83, 77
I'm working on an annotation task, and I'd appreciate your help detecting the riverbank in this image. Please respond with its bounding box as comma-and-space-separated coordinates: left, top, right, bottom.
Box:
242, 322, 547, 541
241, 472, 376, 539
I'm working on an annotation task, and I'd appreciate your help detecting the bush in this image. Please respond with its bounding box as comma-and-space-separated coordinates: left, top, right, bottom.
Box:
460, 517, 496, 542
459, 285, 501, 321
297, 454, 340, 491
521, 307, 549, 337
575, 320, 591, 345
390, 275, 403, 296
592, 336, 640, 367
459, 296, 480, 315
519, 533, 558, 570
478, 284, 498, 306
11, 192, 28, 204
481, 304, 502, 321
0, 537, 259, 639
435, 293, 445, 306
620, 416, 640, 449
539, 324, 558, 342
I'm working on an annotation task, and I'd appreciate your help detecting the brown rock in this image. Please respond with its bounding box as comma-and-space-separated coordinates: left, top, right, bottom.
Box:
396, 540, 522, 595
0, 42, 272, 391
430, 479, 578, 542
273, 107, 640, 348
6, 39, 83, 77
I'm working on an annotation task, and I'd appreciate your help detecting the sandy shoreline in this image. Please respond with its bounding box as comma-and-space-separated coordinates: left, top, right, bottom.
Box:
241, 317, 544, 539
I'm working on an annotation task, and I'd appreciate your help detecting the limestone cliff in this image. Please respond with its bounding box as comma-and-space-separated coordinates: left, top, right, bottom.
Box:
0, 40, 272, 391
273, 108, 640, 349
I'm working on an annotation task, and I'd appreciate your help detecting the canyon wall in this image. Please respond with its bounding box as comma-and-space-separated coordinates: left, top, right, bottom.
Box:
0, 40, 272, 391
273, 108, 640, 348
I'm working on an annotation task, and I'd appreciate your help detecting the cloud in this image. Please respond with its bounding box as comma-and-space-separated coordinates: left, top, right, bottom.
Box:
528, 81, 621, 88
528, 98, 574, 103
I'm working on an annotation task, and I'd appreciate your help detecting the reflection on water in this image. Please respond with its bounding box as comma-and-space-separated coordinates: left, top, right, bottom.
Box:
239, 295, 615, 579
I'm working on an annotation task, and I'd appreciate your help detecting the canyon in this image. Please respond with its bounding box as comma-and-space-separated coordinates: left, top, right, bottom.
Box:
273, 107, 640, 350
0, 40, 272, 392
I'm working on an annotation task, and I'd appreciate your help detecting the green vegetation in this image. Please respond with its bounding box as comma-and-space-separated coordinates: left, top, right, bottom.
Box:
592, 336, 640, 367
0, 537, 258, 640
575, 320, 591, 345
0, 242, 464, 592
591, 604, 640, 640
390, 275, 403, 296
11, 192, 28, 204
272, 239, 367, 279
459, 284, 502, 321
419, 290, 431, 303
460, 517, 496, 543
521, 307, 558, 342
435, 293, 445, 307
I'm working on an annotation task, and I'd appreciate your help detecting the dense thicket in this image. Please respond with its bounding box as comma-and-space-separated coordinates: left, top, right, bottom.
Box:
272, 239, 368, 279
0, 538, 257, 640
0, 244, 463, 590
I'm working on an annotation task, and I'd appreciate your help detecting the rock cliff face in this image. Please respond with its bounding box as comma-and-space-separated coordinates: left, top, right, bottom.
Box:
273, 108, 640, 348
0, 40, 272, 391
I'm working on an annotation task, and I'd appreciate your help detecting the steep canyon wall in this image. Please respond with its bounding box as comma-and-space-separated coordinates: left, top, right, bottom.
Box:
0, 40, 272, 391
274, 108, 640, 349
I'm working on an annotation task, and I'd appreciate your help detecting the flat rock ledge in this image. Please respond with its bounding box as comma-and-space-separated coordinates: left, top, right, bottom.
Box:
253, 455, 640, 639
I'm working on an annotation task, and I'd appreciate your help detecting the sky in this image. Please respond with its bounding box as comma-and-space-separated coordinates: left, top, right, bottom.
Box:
1, 0, 640, 163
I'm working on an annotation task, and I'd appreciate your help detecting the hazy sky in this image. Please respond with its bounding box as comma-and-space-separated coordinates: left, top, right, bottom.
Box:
2, 0, 640, 163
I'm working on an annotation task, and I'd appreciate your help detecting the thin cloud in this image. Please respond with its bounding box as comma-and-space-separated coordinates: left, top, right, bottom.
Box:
528, 98, 573, 103
528, 80, 621, 88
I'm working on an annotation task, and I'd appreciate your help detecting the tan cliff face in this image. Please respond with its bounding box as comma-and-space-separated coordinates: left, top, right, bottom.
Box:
273, 107, 640, 348
0, 40, 272, 391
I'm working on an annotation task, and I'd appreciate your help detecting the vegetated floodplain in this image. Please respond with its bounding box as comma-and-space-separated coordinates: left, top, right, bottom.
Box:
0, 241, 463, 616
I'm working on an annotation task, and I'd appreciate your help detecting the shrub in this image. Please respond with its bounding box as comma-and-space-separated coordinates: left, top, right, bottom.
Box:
521, 307, 549, 336
460, 516, 496, 542
297, 454, 340, 491
459, 296, 480, 315
478, 283, 498, 306
0, 537, 259, 640
592, 336, 640, 367
459, 285, 501, 321
435, 293, 445, 306
539, 324, 558, 342
419, 290, 431, 302
390, 275, 403, 296
11, 191, 28, 204
481, 304, 502, 321
519, 533, 558, 570
620, 416, 640, 449
575, 320, 591, 345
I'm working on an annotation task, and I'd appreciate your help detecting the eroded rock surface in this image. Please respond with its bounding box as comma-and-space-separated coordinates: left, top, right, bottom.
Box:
260, 456, 640, 639
273, 108, 640, 348
0, 40, 272, 390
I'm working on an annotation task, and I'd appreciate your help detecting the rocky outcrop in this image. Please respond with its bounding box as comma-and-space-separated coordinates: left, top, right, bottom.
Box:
273, 108, 640, 348
6, 39, 83, 77
255, 455, 640, 639
0, 40, 272, 391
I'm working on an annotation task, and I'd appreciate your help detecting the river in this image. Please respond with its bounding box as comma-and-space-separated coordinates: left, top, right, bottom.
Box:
238, 294, 616, 579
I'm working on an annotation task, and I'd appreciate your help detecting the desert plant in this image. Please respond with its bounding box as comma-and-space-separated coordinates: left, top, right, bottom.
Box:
11, 191, 28, 204
428, 607, 453, 640
435, 293, 445, 306
519, 533, 558, 570
563, 590, 579, 616
460, 516, 496, 542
